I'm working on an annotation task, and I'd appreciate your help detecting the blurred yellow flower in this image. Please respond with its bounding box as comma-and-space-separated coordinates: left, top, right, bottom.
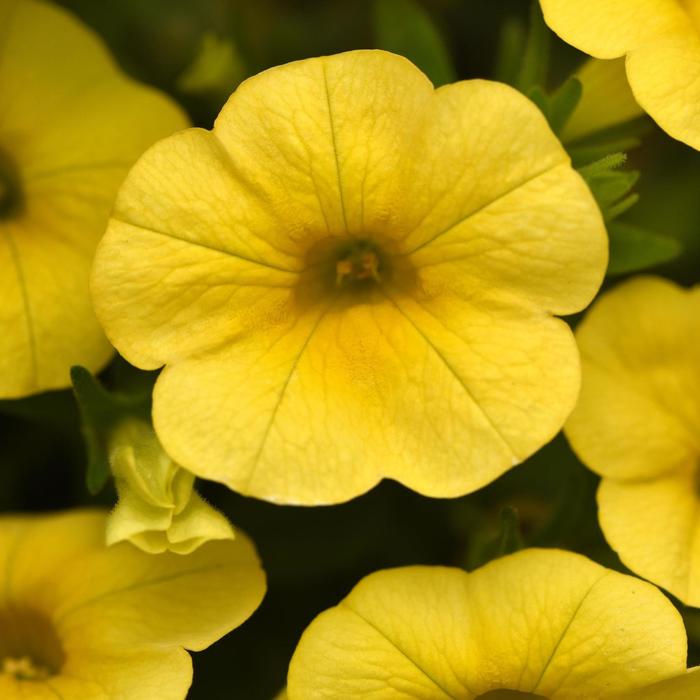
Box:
566, 276, 700, 606
92, 50, 606, 505
540, 0, 700, 149
106, 419, 235, 555
0, 509, 265, 699
287, 549, 699, 699
0, 0, 187, 398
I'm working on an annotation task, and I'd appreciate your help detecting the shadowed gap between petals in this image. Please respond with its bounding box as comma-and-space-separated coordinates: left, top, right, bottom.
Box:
381, 290, 520, 463
340, 602, 464, 699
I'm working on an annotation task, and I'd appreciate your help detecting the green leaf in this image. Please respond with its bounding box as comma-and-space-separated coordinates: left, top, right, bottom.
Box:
548, 77, 582, 134
494, 17, 526, 85
71, 366, 151, 494
607, 222, 683, 276
176, 32, 246, 99
514, 1, 550, 93
372, 0, 456, 86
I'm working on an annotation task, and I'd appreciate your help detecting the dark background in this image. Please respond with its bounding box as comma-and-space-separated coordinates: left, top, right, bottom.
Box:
3, 1, 700, 697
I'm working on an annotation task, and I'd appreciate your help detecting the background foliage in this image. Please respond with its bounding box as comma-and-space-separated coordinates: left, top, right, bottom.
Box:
3, 1, 700, 697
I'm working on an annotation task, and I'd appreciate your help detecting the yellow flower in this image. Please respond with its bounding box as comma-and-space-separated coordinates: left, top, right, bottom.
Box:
0, 508, 265, 699
540, 0, 700, 149
106, 419, 235, 555
566, 276, 700, 606
91, 50, 607, 505
287, 549, 699, 699
0, 0, 187, 398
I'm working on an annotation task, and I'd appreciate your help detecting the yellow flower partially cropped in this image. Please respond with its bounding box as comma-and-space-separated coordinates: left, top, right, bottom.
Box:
287, 549, 699, 699
566, 276, 700, 606
92, 50, 607, 505
0, 0, 187, 398
0, 509, 265, 699
106, 419, 234, 555
540, 0, 700, 149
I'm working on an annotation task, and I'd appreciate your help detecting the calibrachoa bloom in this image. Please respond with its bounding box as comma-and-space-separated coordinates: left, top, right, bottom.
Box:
566, 276, 700, 606
92, 50, 607, 505
0, 509, 265, 698
106, 419, 235, 555
540, 0, 700, 150
287, 549, 700, 699
0, 0, 186, 398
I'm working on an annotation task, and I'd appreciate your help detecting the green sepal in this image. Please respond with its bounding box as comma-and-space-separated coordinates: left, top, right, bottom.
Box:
607, 221, 683, 276
494, 17, 526, 85
578, 153, 641, 222
547, 77, 582, 134
71, 366, 151, 495
372, 0, 456, 87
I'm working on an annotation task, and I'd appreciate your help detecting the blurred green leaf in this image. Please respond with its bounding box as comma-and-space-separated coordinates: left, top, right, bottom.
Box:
177, 32, 246, 99
494, 16, 526, 85
495, 507, 525, 557
71, 366, 150, 494
607, 221, 683, 275
514, 1, 550, 93
372, 0, 456, 86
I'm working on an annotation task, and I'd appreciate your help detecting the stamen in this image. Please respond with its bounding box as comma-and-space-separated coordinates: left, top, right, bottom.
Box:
335, 245, 382, 286
2, 655, 52, 681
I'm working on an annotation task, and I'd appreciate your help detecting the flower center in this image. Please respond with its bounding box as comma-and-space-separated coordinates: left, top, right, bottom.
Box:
0, 607, 64, 681
335, 241, 383, 287
0, 147, 23, 220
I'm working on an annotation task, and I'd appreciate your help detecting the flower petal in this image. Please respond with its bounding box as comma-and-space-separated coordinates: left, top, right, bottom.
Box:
153, 289, 579, 504
0, 0, 186, 396
287, 549, 686, 699
53, 529, 265, 652
626, 27, 700, 150
539, 0, 683, 59
598, 471, 700, 606
618, 668, 700, 699
566, 276, 700, 480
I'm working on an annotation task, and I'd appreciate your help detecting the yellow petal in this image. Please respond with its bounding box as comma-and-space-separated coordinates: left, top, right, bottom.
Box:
394, 80, 606, 316
287, 549, 686, 699
598, 471, 700, 606
0, 0, 187, 397
562, 58, 643, 143
617, 667, 700, 699
540, 0, 700, 149
566, 276, 700, 481
153, 289, 581, 504
539, 0, 683, 59
626, 26, 700, 150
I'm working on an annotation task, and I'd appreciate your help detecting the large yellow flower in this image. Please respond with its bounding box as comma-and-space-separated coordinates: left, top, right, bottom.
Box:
0, 0, 187, 398
91, 50, 607, 505
540, 0, 700, 149
0, 508, 265, 698
566, 276, 700, 606
287, 549, 699, 699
